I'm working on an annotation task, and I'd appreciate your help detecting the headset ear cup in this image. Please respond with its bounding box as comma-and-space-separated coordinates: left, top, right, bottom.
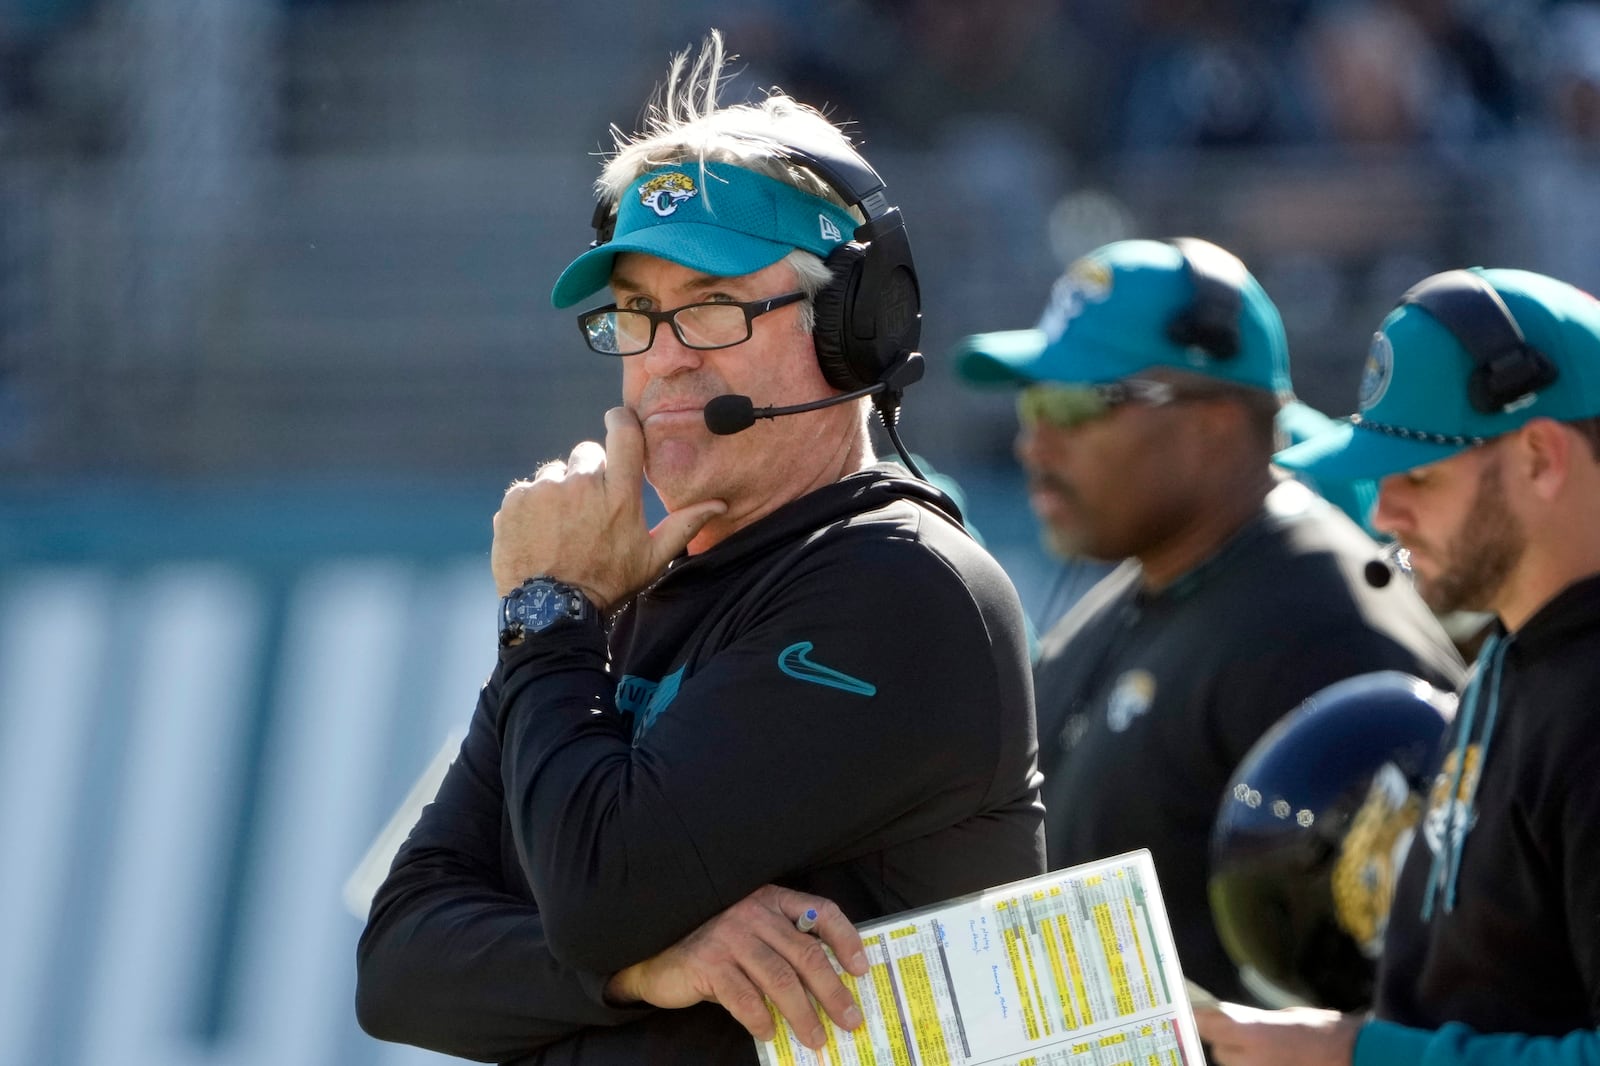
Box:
813, 243, 870, 391
1400, 271, 1561, 413
1467, 348, 1560, 413
1165, 312, 1197, 352
1165, 237, 1245, 361
1166, 310, 1239, 360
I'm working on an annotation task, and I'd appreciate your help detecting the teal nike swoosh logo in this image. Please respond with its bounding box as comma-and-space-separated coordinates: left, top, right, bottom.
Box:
777, 641, 876, 697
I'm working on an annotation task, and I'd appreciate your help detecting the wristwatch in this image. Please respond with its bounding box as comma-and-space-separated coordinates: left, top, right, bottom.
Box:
498, 577, 599, 647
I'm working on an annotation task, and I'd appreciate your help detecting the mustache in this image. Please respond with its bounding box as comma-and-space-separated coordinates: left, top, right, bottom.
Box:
635, 376, 729, 419
1028, 472, 1079, 503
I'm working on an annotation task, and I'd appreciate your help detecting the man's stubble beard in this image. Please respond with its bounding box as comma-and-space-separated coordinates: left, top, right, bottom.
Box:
1421, 457, 1526, 617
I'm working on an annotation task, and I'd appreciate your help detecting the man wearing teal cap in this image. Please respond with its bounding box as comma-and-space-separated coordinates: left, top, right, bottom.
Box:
1198, 267, 1600, 1066
356, 32, 1045, 1066
953, 237, 1463, 1005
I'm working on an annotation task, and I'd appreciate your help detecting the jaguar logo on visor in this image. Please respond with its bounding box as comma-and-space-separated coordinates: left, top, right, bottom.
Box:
637, 172, 699, 217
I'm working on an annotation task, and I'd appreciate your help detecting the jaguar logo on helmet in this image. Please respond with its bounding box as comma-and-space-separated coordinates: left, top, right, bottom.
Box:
638, 172, 699, 217
1331, 762, 1422, 957
1359, 331, 1394, 411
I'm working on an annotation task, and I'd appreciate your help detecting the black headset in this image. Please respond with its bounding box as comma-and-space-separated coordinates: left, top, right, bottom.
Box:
1399, 269, 1560, 414
1164, 236, 1248, 361
588, 133, 923, 396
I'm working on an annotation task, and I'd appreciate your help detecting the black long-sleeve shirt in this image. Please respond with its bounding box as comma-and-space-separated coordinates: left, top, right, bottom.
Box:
356, 466, 1046, 1064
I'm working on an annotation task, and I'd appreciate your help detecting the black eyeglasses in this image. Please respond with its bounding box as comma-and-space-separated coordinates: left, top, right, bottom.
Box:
577, 291, 807, 356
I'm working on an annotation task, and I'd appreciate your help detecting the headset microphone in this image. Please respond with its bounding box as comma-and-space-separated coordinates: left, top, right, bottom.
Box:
703, 352, 927, 478
704, 383, 887, 436
1364, 541, 1411, 589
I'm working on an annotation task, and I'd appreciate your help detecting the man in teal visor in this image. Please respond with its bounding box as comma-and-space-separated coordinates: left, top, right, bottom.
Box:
356, 32, 1044, 1066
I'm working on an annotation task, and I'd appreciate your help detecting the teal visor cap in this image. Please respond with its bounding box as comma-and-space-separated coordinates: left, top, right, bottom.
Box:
952, 239, 1290, 394
1275, 268, 1600, 482
552, 163, 860, 308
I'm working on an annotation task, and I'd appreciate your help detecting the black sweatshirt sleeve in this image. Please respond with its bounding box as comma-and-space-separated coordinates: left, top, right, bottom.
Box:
500, 522, 1022, 975
355, 673, 651, 1062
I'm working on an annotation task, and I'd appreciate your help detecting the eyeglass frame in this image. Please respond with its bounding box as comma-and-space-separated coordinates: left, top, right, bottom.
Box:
576, 290, 808, 356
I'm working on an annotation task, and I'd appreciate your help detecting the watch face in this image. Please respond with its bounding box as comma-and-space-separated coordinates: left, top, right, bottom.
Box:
526, 583, 568, 627
502, 579, 589, 643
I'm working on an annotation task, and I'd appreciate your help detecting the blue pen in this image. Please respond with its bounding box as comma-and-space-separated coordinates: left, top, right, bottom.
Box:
795, 908, 818, 934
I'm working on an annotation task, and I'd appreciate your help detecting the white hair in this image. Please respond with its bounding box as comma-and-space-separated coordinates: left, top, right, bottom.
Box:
597, 31, 861, 332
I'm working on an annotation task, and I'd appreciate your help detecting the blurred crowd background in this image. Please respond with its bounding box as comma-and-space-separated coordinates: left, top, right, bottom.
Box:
1, 1, 1597, 1064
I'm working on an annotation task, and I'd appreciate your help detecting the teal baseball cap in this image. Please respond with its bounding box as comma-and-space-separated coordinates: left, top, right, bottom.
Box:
953, 238, 1291, 394
1275, 268, 1600, 482
551, 163, 859, 308
1275, 400, 1381, 534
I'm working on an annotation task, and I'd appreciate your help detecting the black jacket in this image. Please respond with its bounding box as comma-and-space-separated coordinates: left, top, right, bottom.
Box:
356, 466, 1046, 1064
1376, 572, 1600, 1034
1033, 481, 1466, 1003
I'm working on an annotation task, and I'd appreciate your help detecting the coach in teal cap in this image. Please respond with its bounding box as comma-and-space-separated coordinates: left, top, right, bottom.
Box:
1275, 267, 1600, 481
1195, 267, 1600, 1066
551, 162, 858, 308
948, 234, 1467, 1011
954, 238, 1291, 395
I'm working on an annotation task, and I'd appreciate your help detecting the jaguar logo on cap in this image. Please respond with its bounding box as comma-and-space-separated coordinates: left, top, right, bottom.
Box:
1038, 259, 1114, 343
1359, 331, 1394, 411
637, 172, 698, 217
